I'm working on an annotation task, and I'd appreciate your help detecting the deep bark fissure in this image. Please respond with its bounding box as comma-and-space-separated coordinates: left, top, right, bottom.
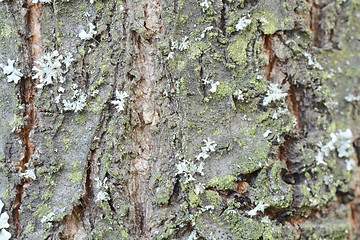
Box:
220, 0, 227, 35
60, 132, 101, 238
199, 54, 207, 97
12, 0, 42, 237
263, 32, 314, 236
306, 0, 329, 48
263, 34, 305, 134
60, 151, 95, 239
287, 83, 306, 135
263, 35, 276, 82
60, 91, 117, 238
307, 0, 323, 47
349, 138, 360, 238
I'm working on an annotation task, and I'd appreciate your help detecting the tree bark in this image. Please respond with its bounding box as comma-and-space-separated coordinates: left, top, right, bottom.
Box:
0, 0, 360, 239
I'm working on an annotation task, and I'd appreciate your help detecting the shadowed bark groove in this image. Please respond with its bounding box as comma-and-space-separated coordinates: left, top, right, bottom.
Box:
350, 138, 360, 238
306, 0, 325, 48
263, 34, 305, 134
60, 144, 96, 239
263, 31, 312, 237
263, 34, 276, 82
13, 0, 42, 237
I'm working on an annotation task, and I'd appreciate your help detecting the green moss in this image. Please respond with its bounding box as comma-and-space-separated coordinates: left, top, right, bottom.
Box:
177, 77, 189, 96
187, 41, 212, 60
101, 64, 111, 75
62, 137, 71, 152
41, 190, 54, 201
95, 0, 104, 11
213, 128, 221, 136
9, 114, 24, 129
214, 82, 234, 98
227, 33, 250, 66
207, 174, 237, 190
234, 137, 246, 149
76, 113, 88, 124
68, 171, 83, 184
35, 204, 52, 219
189, 191, 202, 208
204, 191, 222, 207
300, 222, 350, 240
178, 14, 189, 25
155, 179, 174, 205
44, 174, 55, 186
252, 161, 292, 208
24, 221, 35, 235
229, 217, 264, 240
257, 11, 294, 35
68, 160, 84, 184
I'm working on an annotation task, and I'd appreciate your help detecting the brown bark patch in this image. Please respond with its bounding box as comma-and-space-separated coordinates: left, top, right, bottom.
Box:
287, 83, 305, 135
127, 1, 163, 239
263, 34, 276, 82
306, 0, 326, 48
13, 1, 42, 237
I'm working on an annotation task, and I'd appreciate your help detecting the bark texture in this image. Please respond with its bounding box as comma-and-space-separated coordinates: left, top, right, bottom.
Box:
0, 0, 360, 239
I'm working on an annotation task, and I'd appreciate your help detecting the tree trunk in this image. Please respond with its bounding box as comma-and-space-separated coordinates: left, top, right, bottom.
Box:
0, 0, 360, 239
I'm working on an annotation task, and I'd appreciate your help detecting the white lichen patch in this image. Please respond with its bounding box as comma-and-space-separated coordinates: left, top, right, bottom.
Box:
19, 169, 37, 180
272, 107, 288, 119
40, 212, 55, 228
177, 138, 217, 184
263, 130, 272, 138
199, 0, 211, 12
33, 50, 73, 88
179, 36, 190, 51
247, 200, 269, 216
196, 137, 217, 160
345, 159, 356, 171
234, 89, 245, 101
344, 93, 360, 102
335, 129, 354, 158
111, 90, 128, 112
262, 83, 288, 106
194, 183, 205, 195
195, 26, 214, 41
236, 16, 251, 31
0, 59, 23, 84
303, 52, 323, 70
202, 75, 219, 94
188, 230, 199, 240
176, 160, 204, 184
171, 36, 190, 52
0, 200, 11, 240
316, 129, 355, 167
63, 89, 87, 113
95, 177, 110, 202
79, 23, 97, 40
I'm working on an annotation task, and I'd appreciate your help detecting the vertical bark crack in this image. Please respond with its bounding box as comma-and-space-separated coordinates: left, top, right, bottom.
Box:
220, 0, 227, 35
13, 0, 42, 237
60, 101, 115, 239
306, 0, 327, 48
263, 32, 310, 237
263, 34, 305, 134
263, 35, 276, 82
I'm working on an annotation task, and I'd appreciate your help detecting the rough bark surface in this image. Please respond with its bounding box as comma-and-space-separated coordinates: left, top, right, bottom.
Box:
0, 0, 360, 239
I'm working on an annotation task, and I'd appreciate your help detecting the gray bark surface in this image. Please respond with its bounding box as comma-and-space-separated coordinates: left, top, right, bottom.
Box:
0, 0, 360, 239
